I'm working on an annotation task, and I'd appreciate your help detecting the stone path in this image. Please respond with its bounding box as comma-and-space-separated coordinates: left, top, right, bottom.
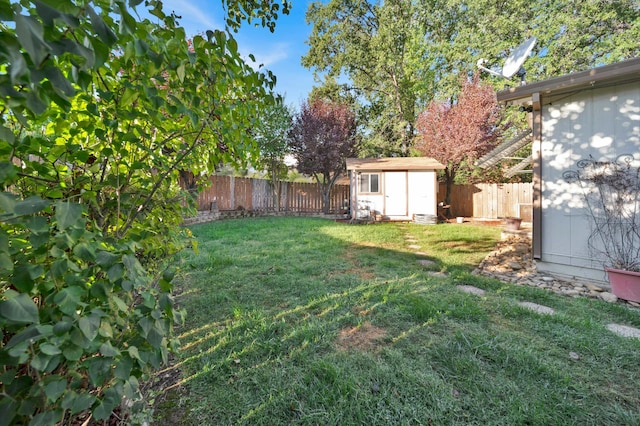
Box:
404, 227, 640, 340
456, 284, 640, 339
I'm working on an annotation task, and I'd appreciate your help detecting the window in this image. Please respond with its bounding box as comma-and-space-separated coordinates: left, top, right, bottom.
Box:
359, 173, 380, 193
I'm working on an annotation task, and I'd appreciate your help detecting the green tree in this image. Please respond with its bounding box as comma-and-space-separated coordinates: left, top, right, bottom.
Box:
303, 0, 431, 156
254, 98, 293, 211
0, 0, 287, 424
419, 0, 639, 97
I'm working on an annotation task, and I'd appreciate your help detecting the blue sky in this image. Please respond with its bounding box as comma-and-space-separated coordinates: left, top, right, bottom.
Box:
159, 0, 316, 107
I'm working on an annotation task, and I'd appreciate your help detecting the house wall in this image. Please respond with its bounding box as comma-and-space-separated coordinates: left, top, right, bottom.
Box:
537, 81, 640, 283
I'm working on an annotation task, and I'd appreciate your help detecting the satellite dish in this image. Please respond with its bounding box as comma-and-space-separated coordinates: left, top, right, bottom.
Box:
477, 37, 537, 83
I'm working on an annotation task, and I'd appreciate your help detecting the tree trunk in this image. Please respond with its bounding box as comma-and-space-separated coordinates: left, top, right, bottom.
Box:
444, 167, 455, 218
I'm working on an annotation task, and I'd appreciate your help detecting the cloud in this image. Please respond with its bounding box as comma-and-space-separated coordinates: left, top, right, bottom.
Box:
161, 0, 221, 33
242, 42, 291, 71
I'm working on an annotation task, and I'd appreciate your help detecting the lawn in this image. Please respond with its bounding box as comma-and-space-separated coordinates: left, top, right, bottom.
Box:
157, 217, 640, 425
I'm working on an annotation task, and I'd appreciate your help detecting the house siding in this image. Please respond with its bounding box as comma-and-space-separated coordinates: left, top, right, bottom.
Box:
537, 81, 640, 282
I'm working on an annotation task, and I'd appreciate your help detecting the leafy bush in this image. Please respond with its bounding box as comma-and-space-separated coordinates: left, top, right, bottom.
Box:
0, 0, 287, 424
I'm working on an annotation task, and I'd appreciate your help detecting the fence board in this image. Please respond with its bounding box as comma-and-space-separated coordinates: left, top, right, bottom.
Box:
438, 182, 532, 220
189, 175, 349, 214
187, 177, 530, 220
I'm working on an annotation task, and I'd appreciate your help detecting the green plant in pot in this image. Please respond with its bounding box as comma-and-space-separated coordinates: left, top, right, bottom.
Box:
564, 155, 640, 302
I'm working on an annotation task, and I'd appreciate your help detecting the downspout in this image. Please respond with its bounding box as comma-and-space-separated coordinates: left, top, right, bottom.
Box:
531, 92, 542, 260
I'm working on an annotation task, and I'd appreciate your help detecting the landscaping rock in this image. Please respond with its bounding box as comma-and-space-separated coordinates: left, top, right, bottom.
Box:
417, 259, 436, 267
518, 301, 555, 315
457, 285, 486, 296
407, 244, 421, 250
474, 233, 639, 308
599, 292, 618, 303
607, 324, 640, 339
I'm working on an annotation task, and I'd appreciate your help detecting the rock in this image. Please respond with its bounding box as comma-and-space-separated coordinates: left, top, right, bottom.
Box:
407, 244, 421, 250
457, 285, 486, 296
607, 324, 640, 339
518, 301, 555, 315
569, 352, 581, 360
417, 259, 436, 267
600, 292, 618, 303
541, 276, 555, 282
586, 284, 604, 292
508, 261, 523, 270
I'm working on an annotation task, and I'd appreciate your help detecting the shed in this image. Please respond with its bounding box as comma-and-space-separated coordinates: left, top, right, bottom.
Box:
346, 157, 445, 221
497, 57, 640, 283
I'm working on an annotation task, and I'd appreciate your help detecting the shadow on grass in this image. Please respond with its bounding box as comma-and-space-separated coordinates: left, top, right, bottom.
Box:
153, 217, 640, 425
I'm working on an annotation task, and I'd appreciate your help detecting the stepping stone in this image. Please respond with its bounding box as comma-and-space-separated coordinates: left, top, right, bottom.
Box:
427, 271, 448, 278
457, 285, 485, 296
406, 239, 418, 243
607, 324, 640, 339
417, 259, 436, 267
407, 244, 421, 250
518, 301, 555, 315
414, 251, 428, 256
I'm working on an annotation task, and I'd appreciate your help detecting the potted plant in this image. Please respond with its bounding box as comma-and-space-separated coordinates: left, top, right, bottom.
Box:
564, 155, 640, 302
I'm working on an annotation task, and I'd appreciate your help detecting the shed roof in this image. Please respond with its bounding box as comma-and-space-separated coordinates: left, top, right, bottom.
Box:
497, 57, 640, 106
346, 157, 445, 171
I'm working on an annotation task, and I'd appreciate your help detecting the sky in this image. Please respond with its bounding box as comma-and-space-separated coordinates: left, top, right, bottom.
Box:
159, 0, 316, 107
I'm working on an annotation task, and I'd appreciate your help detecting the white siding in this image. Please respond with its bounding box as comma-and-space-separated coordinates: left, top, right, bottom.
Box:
538, 81, 640, 282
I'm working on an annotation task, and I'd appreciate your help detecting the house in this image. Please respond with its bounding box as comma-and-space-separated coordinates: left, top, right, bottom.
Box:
496, 57, 640, 283
345, 157, 445, 221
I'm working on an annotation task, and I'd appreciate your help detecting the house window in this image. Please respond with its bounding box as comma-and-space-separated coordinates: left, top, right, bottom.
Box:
359, 173, 380, 193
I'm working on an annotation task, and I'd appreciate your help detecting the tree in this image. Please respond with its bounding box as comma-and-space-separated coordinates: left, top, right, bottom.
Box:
0, 0, 286, 423
303, 0, 638, 158
419, 0, 639, 97
303, 0, 430, 155
415, 76, 505, 216
289, 99, 357, 214
254, 98, 293, 210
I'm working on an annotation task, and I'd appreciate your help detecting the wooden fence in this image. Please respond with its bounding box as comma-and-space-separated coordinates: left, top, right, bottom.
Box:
185, 176, 532, 220
438, 182, 533, 221
189, 175, 350, 213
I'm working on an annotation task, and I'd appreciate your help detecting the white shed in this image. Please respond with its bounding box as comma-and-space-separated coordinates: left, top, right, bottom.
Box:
346, 157, 445, 221
497, 58, 640, 283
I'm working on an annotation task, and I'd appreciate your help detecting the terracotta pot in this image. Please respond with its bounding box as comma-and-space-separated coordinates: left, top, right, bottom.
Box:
605, 267, 640, 303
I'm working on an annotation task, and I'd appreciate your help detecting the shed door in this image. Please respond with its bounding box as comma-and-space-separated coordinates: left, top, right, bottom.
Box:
384, 172, 407, 216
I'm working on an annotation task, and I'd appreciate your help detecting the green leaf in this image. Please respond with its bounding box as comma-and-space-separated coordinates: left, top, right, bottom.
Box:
12, 263, 44, 292
52, 286, 85, 316
44, 66, 75, 98
72, 242, 96, 262
87, 6, 118, 46
14, 13, 50, 66
54, 201, 82, 231
99, 341, 120, 357
39, 343, 62, 356
78, 315, 99, 341
93, 385, 123, 420
62, 343, 83, 361
44, 377, 67, 403
61, 391, 95, 415
28, 410, 63, 426
14, 196, 50, 216
0, 294, 39, 325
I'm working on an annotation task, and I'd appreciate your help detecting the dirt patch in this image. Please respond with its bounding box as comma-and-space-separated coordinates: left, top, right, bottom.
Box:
335, 322, 387, 352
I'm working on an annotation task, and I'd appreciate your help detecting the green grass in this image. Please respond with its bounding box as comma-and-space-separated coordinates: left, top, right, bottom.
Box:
158, 217, 640, 425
